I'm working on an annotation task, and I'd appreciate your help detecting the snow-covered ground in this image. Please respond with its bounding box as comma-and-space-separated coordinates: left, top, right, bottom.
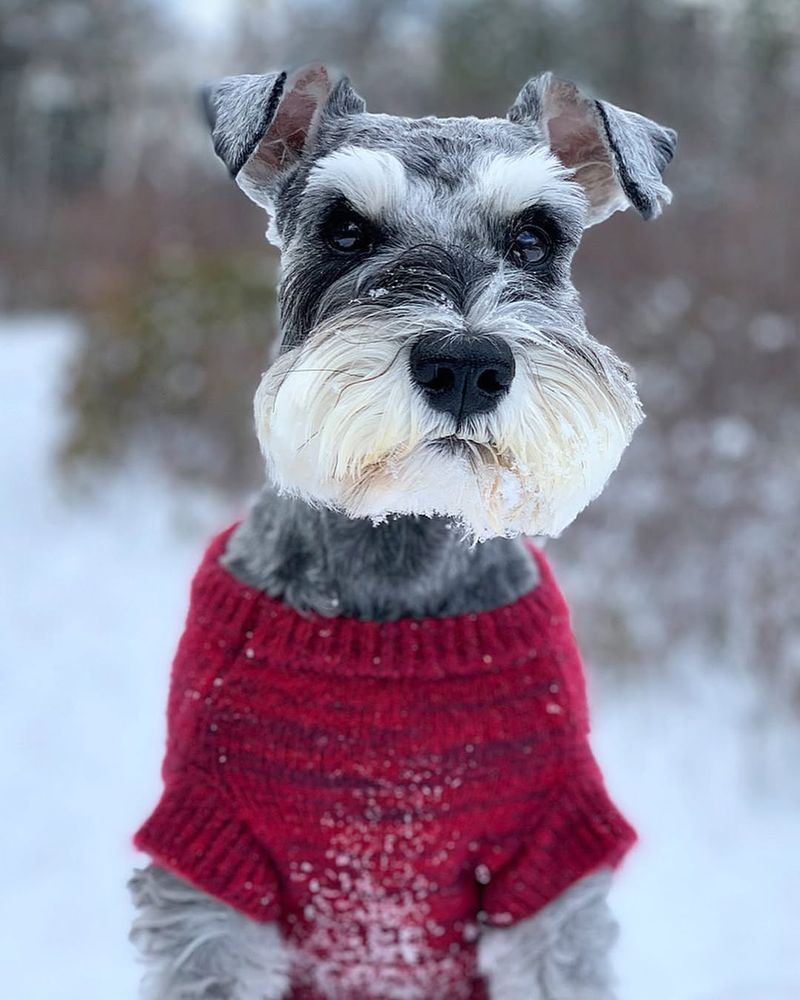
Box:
1, 315, 798, 1000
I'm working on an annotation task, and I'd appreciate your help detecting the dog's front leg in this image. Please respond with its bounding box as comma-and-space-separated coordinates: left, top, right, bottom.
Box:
129, 864, 291, 1000
477, 871, 618, 1000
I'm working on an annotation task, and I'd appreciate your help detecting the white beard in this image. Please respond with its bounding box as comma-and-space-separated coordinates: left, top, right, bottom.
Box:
255, 297, 643, 541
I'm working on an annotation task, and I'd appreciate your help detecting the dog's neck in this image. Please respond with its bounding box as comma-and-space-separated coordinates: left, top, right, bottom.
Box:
222, 485, 539, 621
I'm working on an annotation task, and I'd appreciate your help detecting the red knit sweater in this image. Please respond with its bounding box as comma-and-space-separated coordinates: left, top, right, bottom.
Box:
135, 527, 635, 1000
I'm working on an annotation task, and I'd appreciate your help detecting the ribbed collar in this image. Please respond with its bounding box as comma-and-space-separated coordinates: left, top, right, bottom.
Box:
191, 526, 569, 680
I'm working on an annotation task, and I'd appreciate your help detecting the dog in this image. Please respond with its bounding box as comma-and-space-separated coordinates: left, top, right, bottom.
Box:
129, 63, 675, 1000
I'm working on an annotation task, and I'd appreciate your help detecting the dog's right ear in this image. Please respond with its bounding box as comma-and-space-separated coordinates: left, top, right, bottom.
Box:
202, 63, 364, 210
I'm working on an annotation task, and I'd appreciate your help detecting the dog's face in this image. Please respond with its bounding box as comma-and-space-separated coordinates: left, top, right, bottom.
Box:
205, 65, 675, 540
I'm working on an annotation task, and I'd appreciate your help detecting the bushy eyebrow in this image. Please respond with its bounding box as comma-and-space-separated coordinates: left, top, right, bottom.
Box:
472, 149, 588, 230
305, 147, 408, 220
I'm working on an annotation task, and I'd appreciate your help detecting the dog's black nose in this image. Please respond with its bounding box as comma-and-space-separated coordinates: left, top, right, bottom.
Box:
408, 334, 515, 422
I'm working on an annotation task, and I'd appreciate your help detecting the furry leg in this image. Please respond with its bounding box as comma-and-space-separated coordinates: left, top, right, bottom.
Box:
477, 871, 619, 1000
129, 864, 290, 1000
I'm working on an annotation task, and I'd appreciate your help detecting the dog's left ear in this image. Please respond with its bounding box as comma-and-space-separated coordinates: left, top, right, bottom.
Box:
509, 72, 677, 226
202, 62, 365, 210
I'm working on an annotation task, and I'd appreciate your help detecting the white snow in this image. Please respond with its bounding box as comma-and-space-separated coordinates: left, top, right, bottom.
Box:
0, 316, 233, 1000
1, 315, 798, 1000
597, 669, 800, 1000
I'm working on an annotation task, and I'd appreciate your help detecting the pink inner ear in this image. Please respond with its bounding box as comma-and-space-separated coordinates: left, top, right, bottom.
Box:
542, 83, 621, 221
548, 110, 606, 172
256, 64, 332, 170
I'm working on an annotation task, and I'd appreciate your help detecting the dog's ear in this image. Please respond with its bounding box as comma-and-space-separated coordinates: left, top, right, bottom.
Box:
202, 63, 365, 209
508, 72, 676, 227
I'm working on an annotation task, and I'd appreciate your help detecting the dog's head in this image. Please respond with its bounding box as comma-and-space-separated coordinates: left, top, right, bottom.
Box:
204, 64, 675, 540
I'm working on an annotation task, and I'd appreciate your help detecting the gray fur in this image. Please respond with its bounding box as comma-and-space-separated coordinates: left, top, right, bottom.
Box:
276, 179, 587, 352
272, 109, 579, 263
477, 870, 619, 1000
129, 865, 290, 1000
223, 484, 539, 620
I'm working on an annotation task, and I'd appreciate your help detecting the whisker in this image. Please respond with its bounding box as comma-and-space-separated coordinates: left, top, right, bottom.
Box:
334, 343, 407, 405
282, 366, 362, 378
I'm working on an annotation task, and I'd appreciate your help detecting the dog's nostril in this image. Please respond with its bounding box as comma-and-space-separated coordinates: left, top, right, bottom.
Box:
419, 364, 455, 393
476, 368, 507, 395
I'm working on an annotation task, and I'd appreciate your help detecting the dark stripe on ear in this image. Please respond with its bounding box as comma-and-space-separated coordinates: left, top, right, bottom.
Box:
593, 99, 652, 219
230, 71, 287, 178
595, 99, 677, 221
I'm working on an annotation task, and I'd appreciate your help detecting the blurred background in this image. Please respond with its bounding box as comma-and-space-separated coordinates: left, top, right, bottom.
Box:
1, 1, 799, 998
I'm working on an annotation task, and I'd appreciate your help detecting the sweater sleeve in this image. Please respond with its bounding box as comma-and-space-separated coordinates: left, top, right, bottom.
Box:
134, 770, 282, 923
134, 528, 282, 923
479, 749, 636, 927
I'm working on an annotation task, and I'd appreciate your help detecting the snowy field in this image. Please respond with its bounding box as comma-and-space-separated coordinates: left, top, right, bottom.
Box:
1, 315, 798, 1000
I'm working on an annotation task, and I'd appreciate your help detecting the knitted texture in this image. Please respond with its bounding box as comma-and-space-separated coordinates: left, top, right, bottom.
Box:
135, 527, 635, 1000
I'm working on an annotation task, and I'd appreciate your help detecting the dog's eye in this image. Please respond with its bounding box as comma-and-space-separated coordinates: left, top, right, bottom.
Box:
323, 210, 372, 253
509, 226, 552, 267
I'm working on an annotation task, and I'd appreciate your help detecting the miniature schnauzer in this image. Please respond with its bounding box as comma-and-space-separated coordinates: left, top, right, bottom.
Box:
129, 63, 675, 999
